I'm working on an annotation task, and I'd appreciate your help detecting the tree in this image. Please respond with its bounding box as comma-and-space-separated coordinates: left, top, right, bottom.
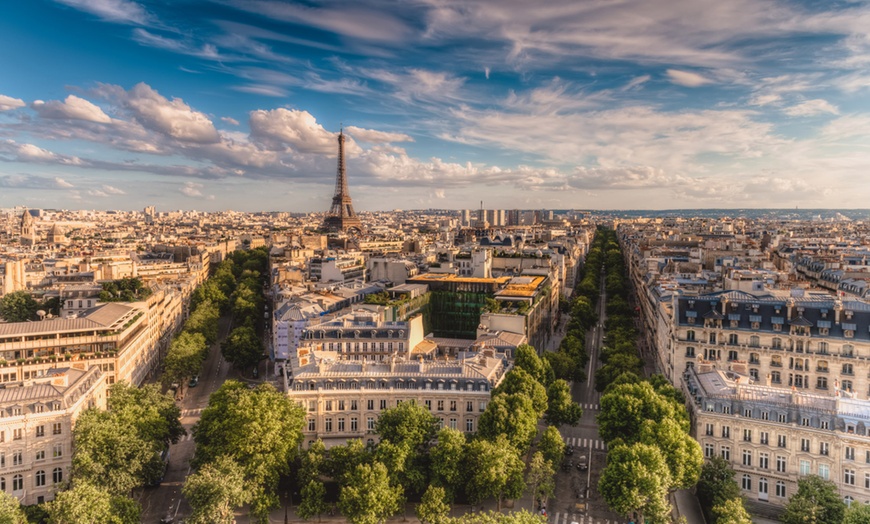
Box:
697, 457, 742, 523
477, 393, 538, 451
184, 300, 220, 345
299, 439, 327, 486
712, 498, 752, 524
0, 291, 38, 322
782, 476, 846, 524
0, 490, 26, 524
376, 400, 439, 451
844, 503, 870, 524
542, 351, 578, 382
598, 443, 671, 524
638, 418, 702, 490
328, 439, 371, 482
513, 345, 553, 386
544, 380, 583, 427
594, 352, 643, 392
107, 382, 185, 447
416, 486, 450, 524
597, 381, 688, 445
297, 480, 328, 522
193, 381, 306, 522
339, 462, 403, 524
163, 331, 208, 387
464, 436, 526, 512
183, 456, 250, 524
526, 452, 555, 509
191, 280, 229, 312
430, 428, 466, 500
538, 426, 565, 468
494, 368, 548, 417
46, 482, 140, 524
221, 325, 262, 369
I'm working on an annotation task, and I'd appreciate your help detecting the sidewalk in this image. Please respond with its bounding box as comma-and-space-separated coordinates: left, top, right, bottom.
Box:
671, 490, 706, 524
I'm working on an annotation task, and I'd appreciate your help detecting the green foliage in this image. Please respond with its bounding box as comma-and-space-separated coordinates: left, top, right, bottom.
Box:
598, 443, 671, 524
191, 280, 229, 312
299, 439, 327, 486
298, 480, 328, 521
449, 510, 545, 524
494, 368, 548, 417
697, 457, 742, 523
844, 503, 870, 524
184, 300, 220, 345
513, 345, 553, 386
477, 393, 538, 452
193, 381, 306, 522
338, 462, 403, 524
0, 291, 38, 322
416, 486, 451, 524
712, 498, 752, 524
526, 452, 555, 504
542, 351, 578, 382
163, 331, 208, 386
327, 439, 371, 482
221, 325, 262, 369
429, 428, 467, 501
638, 418, 703, 489
376, 400, 439, 451
538, 426, 565, 468
464, 436, 526, 511
782, 476, 846, 524
0, 490, 27, 524
183, 455, 251, 524
544, 379, 583, 427
595, 352, 643, 392
46, 482, 140, 524
597, 381, 688, 445
99, 277, 152, 302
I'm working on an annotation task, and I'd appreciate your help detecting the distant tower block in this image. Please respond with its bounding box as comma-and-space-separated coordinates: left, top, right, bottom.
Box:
322, 130, 362, 233
20, 208, 36, 246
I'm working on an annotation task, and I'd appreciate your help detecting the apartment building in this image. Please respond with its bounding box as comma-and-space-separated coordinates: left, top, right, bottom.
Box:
288, 352, 509, 448
684, 364, 870, 509
296, 310, 425, 363
0, 366, 106, 504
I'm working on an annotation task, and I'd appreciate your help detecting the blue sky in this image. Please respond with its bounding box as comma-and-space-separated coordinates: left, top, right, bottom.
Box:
1, 0, 869, 212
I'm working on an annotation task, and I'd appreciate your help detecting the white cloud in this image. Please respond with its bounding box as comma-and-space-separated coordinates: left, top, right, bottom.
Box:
11, 142, 84, 165
221, 117, 240, 126
622, 75, 651, 91
54, 0, 149, 24
0, 174, 77, 190
249, 108, 339, 154
344, 126, 413, 144
31, 95, 112, 123
231, 84, 288, 97
101, 184, 126, 194
55, 177, 75, 188
180, 181, 204, 197
123, 83, 220, 143
666, 69, 713, 87
88, 189, 109, 197
0, 94, 25, 111
783, 99, 839, 117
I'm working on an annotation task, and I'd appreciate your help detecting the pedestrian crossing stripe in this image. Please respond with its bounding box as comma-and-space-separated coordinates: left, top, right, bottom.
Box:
563, 437, 607, 451
551, 513, 615, 524
581, 404, 599, 410
181, 408, 203, 416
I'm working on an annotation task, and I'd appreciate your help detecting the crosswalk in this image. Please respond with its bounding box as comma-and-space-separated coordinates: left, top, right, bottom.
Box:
564, 437, 607, 451
551, 513, 619, 524
181, 408, 204, 417
177, 432, 195, 442
580, 403, 599, 410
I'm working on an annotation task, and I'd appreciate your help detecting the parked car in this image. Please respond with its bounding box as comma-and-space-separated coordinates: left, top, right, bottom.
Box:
252, 367, 259, 379
576, 455, 588, 471
561, 460, 573, 471
564, 444, 574, 456
188, 376, 199, 388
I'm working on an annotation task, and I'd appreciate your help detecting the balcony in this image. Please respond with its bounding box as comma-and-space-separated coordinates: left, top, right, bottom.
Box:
816, 367, 828, 373
770, 362, 783, 368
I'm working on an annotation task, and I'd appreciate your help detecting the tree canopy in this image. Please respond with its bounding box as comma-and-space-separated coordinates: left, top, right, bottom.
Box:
598, 443, 671, 524
782, 476, 846, 524
464, 436, 525, 511
0, 490, 27, 524
183, 455, 250, 524
338, 461, 403, 524
0, 291, 38, 322
46, 482, 140, 524
221, 325, 262, 369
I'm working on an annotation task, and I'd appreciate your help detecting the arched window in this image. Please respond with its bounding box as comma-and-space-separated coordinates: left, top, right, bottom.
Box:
749, 336, 760, 347
772, 338, 782, 349
12, 475, 23, 491
35, 470, 45, 487
843, 344, 855, 357
687, 330, 695, 341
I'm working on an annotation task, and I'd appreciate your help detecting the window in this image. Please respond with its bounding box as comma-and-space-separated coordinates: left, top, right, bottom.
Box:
818, 464, 830, 480
437, 400, 444, 411
338, 400, 345, 411
686, 346, 695, 357
12, 475, 22, 491
308, 419, 316, 431
367, 400, 374, 410
845, 469, 856, 485
450, 401, 457, 412
750, 336, 760, 348
772, 338, 782, 349
722, 426, 731, 438
337, 418, 345, 432
35, 425, 45, 438
845, 496, 854, 508
843, 380, 853, 392
449, 418, 457, 430
35, 470, 45, 487
705, 444, 714, 458
760, 432, 769, 445
13, 429, 22, 441
743, 408, 752, 418
12, 452, 22, 466
776, 481, 786, 498
479, 401, 487, 412
687, 330, 695, 341
705, 423, 714, 436
846, 446, 855, 461
742, 474, 752, 491
723, 406, 731, 415
35, 450, 45, 461
52, 423, 62, 435
0, 454, 4, 468
325, 418, 332, 432
776, 456, 786, 473
759, 477, 768, 495
865, 473, 870, 489
744, 429, 752, 442
721, 446, 731, 461
778, 413, 787, 423
802, 417, 810, 427
771, 371, 781, 384
729, 334, 738, 346
380, 400, 387, 410
843, 363, 854, 375
759, 453, 769, 469
350, 417, 358, 432
367, 417, 375, 431
424, 400, 432, 410
820, 442, 829, 456
817, 377, 828, 389
467, 401, 473, 412
52, 468, 63, 484
743, 450, 753, 467
350, 400, 358, 410
0, 478, 4, 491
800, 438, 810, 452
729, 350, 739, 361
325, 400, 333, 411
709, 333, 717, 344
800, 460, 810, 476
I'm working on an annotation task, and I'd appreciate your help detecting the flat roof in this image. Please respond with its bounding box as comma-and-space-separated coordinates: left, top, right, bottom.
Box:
410, 273, 511, 284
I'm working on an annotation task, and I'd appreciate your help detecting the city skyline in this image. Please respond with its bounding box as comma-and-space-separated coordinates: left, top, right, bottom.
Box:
2, 0, 870, 212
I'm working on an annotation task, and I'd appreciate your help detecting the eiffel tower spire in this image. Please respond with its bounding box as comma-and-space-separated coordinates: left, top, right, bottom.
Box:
322, 129, 362, 232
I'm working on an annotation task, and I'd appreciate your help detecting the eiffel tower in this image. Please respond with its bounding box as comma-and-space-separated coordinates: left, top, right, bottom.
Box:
322, 130, 362, 232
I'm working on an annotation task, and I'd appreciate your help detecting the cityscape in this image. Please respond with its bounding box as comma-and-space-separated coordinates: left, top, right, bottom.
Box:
3, 1, 870, 524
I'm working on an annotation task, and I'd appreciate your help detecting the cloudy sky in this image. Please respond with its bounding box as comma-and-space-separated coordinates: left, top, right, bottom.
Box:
1, 0, 869, 212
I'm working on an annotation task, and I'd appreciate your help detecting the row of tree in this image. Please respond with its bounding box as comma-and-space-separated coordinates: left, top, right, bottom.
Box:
220, 248, 270, 370
581, 229, 703, 523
